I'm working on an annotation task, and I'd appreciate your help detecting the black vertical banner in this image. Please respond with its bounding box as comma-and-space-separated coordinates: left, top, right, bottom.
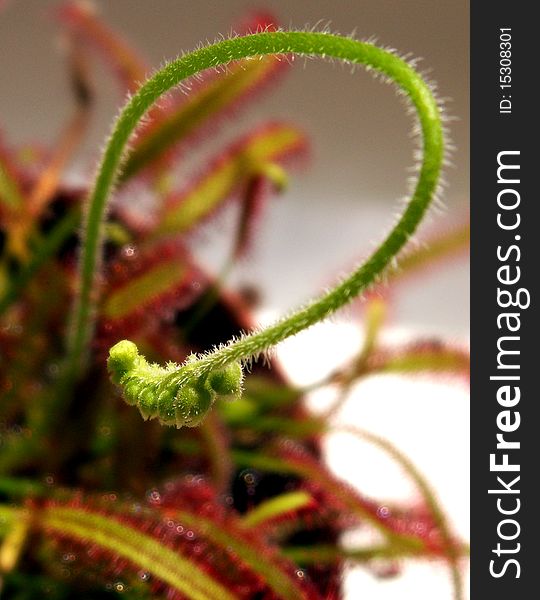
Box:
471, 1, 538, 597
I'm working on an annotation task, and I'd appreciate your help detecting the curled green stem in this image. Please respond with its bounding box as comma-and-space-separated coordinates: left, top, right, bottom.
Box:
71, 31, 443, 419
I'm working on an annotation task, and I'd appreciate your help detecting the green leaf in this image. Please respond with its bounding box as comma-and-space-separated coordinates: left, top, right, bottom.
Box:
153, 123, 305, 236
41, 506, 237, 600
176, 510, 317, 600
103, 260, 187, 320
241, 491, 313, 528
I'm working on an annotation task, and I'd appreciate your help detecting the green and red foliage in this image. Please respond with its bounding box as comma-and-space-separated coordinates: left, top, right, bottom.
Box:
0, 3, 468, 599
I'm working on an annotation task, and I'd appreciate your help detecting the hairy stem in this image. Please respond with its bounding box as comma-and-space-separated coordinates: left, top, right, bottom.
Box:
70, 30, 443, 400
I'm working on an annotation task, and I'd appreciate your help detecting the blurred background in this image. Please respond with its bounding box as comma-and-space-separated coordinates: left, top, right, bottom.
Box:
1, 1, 469, 597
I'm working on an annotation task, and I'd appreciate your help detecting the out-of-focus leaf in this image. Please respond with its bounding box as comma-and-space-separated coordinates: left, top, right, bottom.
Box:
40, 505, 237, 600
0, 159, 24, 212
283, 542, 444, 565
232, 164, 288, 260
98, 241, 203, 342
4, 480, 323, 599
242, 491, 314, 528
173, 509, 323, 600
0, 138, 29, 259
154, 123, 306, 237
103, 261, 187, 320
366, 341, 470, 376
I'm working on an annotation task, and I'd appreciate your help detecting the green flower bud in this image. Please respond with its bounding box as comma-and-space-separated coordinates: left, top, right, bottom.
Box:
107, 340, 139, 384
206, 362, 243, 399
175, 383, 214, 428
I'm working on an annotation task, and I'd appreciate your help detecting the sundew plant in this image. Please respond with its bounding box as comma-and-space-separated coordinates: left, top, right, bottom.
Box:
0, 3, 469, 599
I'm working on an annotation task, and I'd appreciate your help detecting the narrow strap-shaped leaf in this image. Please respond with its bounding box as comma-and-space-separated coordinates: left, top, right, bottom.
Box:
0, 137, 29, 260
59, 9, 287, 183
385, 222, 469, 287
0, 208, 80, 316
1, 495, 319, 599
154, 123, 305, 236
6, 39, 94, 261
27, 38, 93, 218
41, 506, 237, 600
197, 412, 232, 494
366, 341, 470, 376
314, 339, 469, 394
322, 297, 386, 418
231, 449, 433, 552
174, 510, 322, 600
99, 241, 200, 326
